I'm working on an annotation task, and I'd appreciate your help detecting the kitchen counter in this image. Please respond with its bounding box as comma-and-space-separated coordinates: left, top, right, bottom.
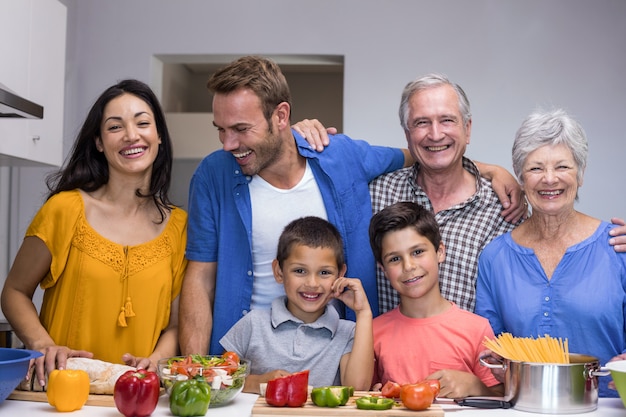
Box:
1, 394, 624, 416
1, 393, 257, 415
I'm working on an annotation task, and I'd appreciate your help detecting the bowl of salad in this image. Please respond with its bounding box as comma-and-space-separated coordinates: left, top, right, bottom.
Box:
157, 352, 249, 407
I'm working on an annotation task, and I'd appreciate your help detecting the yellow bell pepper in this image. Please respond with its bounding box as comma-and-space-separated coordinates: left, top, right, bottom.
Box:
47, 369, 90, 412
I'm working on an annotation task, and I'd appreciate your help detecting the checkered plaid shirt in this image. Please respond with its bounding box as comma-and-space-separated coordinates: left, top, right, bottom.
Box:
369, 157, 517, 313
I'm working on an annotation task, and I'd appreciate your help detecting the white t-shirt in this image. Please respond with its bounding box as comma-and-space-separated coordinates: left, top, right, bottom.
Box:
249, 161, 327, 309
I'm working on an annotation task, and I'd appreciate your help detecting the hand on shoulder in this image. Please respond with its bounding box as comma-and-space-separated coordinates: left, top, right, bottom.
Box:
291, 119, 335, 152
609, 218, 626, 253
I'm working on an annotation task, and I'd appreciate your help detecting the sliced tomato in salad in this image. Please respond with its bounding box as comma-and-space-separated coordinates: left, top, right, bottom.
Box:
222, 351, 240, 364
169, 355, 203, 377
167, 352, 242, 380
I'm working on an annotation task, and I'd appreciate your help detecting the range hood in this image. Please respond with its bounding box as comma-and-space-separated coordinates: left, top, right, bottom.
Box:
0, 82, 43, 119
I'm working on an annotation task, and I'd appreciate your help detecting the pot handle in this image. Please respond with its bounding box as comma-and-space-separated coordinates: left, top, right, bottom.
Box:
455, 397, 513, 409
479, 354, 506, 370
590, 367, 612, 378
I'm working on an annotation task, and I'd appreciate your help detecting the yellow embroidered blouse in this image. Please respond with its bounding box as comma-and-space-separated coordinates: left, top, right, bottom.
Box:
26, 190, 188, 364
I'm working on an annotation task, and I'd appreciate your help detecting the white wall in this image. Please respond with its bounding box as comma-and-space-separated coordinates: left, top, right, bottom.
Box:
11, 0, 626, 267
66, 0, 625, 217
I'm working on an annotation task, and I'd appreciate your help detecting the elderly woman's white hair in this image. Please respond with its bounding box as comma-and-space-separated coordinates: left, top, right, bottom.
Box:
512, 108, 588, 187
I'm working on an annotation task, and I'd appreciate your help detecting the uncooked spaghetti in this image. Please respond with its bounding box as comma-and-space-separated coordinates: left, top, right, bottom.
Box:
483, 333, 570, 364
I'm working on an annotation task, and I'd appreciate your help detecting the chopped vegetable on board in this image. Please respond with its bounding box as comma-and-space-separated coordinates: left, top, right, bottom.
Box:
265, 370, 309, 407
355, 396, 395, 410
311, 386, 352, 407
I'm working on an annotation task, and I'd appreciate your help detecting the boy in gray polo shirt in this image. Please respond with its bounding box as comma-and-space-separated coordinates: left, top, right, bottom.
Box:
220, 216, 374, 394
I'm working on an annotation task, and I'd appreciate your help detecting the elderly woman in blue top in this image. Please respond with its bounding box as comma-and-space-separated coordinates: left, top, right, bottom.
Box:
475, 109, 626, 398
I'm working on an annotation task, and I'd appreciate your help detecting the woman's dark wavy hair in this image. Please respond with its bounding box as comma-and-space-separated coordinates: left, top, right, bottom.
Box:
46, 79, 174, 223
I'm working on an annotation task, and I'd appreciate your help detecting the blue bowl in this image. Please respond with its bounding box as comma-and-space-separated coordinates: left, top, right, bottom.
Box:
0, 348, 43, 404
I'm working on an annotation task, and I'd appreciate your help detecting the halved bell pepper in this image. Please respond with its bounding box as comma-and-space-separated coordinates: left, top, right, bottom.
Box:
355, 396, 395, 410
46, 369, 90, 412
265, 370, 309, 407
169, 376, 212, 417
311, 386, 352, 407
113, 369, 160, 417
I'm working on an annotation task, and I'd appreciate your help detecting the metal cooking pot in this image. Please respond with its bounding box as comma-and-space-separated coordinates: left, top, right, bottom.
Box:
457, 353, 610, 414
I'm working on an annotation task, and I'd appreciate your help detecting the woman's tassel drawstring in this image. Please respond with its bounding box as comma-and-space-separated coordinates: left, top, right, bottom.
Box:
117, 247, 134, 327
125, 297, 136, 317
118, 306, 128, 327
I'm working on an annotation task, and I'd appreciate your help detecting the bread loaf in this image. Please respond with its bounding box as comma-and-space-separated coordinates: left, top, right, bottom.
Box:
18, 357, 135, 394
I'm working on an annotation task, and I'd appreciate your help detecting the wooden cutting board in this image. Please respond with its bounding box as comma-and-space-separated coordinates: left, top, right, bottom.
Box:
252, 391, 445, 417
8, 390, 116, 407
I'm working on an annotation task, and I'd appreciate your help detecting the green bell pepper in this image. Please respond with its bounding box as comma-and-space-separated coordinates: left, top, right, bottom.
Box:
355, 396, 395, 410
310, 386, 352, 407
169, 376, 212, 417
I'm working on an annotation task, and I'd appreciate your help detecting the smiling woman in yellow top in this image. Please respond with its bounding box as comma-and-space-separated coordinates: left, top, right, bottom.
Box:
1, 79, 187, 388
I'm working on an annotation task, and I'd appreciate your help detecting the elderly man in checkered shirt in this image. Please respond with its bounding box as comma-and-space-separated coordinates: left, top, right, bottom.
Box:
370, 73, 520, 314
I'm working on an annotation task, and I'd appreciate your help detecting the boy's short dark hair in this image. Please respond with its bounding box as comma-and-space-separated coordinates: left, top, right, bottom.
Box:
276, 217, 345, 269
368, 202, 441, 264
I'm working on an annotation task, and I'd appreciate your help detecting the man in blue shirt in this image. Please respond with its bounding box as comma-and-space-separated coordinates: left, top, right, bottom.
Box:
179, 56, 409, 355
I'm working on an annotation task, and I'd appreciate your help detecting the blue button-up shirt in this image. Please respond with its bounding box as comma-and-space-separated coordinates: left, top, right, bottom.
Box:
476, 222, 626, 397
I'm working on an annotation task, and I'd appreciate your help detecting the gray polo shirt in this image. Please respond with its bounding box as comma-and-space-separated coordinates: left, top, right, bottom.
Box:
220, 296, 355, 387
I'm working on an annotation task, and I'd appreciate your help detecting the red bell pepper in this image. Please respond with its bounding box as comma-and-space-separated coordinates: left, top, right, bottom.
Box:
265, 370, 309, 407
114, 369, 160, 417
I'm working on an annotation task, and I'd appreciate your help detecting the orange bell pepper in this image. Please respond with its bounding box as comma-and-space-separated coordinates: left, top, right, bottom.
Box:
47, 369, 90, 412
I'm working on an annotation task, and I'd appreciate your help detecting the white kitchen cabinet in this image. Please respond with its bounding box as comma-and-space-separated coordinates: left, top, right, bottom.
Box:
0, 0, 67, 167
